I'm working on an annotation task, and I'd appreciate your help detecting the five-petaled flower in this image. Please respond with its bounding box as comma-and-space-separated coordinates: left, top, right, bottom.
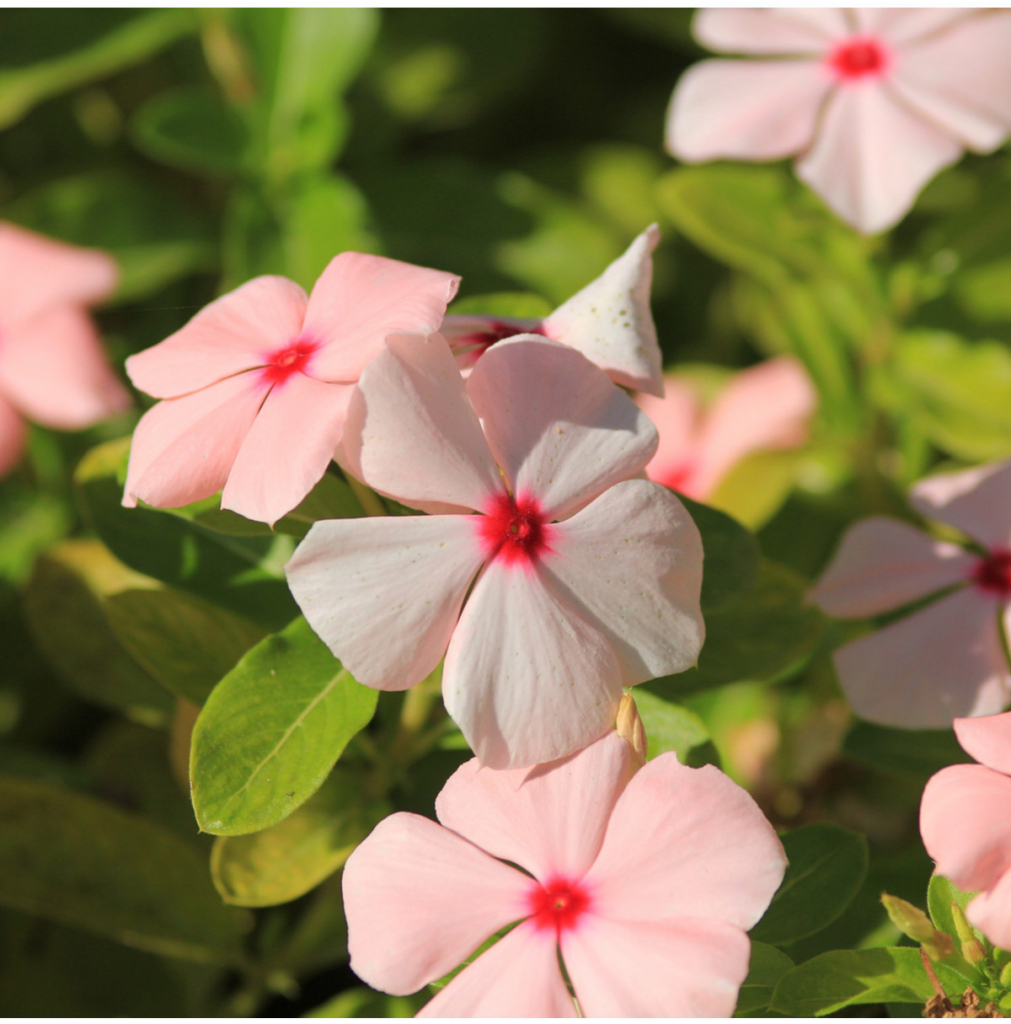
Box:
286, 333, 704, 769
343, 731, 787, 1017
122, 253, 460, 525
810, 458, 1011, 728
666, 8, 1011, 233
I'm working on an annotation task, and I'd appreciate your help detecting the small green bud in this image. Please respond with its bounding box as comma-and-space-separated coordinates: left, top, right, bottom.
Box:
1000, 960, 1011, 989
880, 894, 953, 960
951, 901, 987, 966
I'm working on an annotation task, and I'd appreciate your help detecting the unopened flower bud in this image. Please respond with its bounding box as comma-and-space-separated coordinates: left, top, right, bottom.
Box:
616, 692, 647, 772
951, 901, 987, 966
1000, 961, 1011, 989
881, 894, 954, 961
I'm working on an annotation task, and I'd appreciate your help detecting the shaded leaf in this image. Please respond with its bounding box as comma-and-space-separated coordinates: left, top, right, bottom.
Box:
679, 492, 759, 612
735, 941, 793, 1016
844, 722, 971, 779
632, 688, 708, 762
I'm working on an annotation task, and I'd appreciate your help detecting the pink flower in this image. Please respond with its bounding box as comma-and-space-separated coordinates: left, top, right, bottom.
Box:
636, 356, 816, 501
285, 333, 704, 768
441, 224, 664, 396
0, 222, 128, 477
343, 731, 787, 1017
920, 712, 1011, 951
809, 458, 1011, 728
666, 9, 1011, 233
122, 254, 460, 525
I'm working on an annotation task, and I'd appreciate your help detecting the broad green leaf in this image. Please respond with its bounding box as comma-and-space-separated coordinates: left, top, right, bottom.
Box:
448, 291, 553, 319
678, 493, 759, 611
211, 767, 384, 906
735, 942, 794, 1016
0, 491, 70, 583
844, 722, 971, 778
957, 256, 1011, 321
927, 875, 978, 946
708, 448, 806, 531
632, 689, 708, 762
770, 947, 965, 1016
752, 824, 868, 946
0, 776, 250, 963
190, 617, 378, 835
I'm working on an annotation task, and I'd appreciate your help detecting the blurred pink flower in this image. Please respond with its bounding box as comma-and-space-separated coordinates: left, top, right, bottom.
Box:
636, 356, 816, 500
441, 224, 664, 396
666, 9, 1011, 233
920, 712, 1011, 950
809, 458, 1011, 727
122, 254, 459, 525
343, 731, 787, 1017
0, 222, 128, 477
286, 333, 704, 769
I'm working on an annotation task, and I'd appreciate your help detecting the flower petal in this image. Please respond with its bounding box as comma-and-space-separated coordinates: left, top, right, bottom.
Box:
666, 59, 833, 163
286, 513, 484, 691
543, 480, 705, 685
442, 557, 623, 769
953, 711, 1011, 777
0, 392, 25, 478
833, 588, 1010, 728
582, 756, 786, 930
541, 225, 664, 396
439, 314, 541, 372
637, 375, 702, 491
561, 916, 751, 1018
417, 921, 576, 1018
467, 336, 658, 520
221, 375, 352, 525
854, 9, 970, 45
966, 866, 1011, 953
808, 517, 976, 618
123, 373, 262, 509
0, 306, 130, 429
693, 8, 846, 54
910, 458, 1011, 551
342, 333, 503, 514
435, 732, 631, 884
303, 253, 460, 382
343, 812, 531, 996
796, 82, 962, 234
126, 276, 308, 399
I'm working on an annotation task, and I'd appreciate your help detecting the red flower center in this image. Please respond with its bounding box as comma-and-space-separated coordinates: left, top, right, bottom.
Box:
262, 339, 318, 386
450, 321, 548, 368
974, 549, 1011, 596
828, 37, 888, 80
527, 877, 591, 934
478, 493, 551, 566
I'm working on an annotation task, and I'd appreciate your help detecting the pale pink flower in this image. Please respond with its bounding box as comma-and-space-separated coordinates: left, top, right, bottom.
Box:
122, 254, 459, 525
666, 9, 1011, 234
285, 333, 704, 769
809, 458, 1011, 728
920, 712, 1011, 951
0, 222, 128, 477
441, 224, 664, 396
343, 731, 787, 1017
636, 356, 816, 500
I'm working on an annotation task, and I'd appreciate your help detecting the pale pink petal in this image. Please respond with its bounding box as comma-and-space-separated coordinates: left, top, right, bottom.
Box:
910, 458, 1011, 551
343, 813, 531, 997
435, 732, 631, 883
0, 392, 25, 478
582, 757, 786, 930
0, 223, 118, 327
796, 82, 962, 234
442, 557, 623, 769
418, 921, 576, 1018
342, 333, 503, 514
125, 276, 308, 400
0, 306, 130, 430
221, 375, 352, 525
123, 372, 263, 509
833, 588, 1011, 728
543, 480, 704, 685
541, 225, 664, 396
440, 315, 540, 372
286, 514, 484, 692
637, 376, 703, 492
303, 253, 460, 382
808, 517, 976, 618
855, 9, 972, 45
954, 711, 1011, 777
694, 9, 846, 54
666, 59, 834, 163
562, 916, 751, 1018
690, 357, 816, 498
467, 336, 658, 520
966, 866, 1011, 953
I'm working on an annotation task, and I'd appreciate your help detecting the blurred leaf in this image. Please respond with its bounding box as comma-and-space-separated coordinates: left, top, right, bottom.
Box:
0, 776, 250, 962
632, 688, 708, 762
580, 144, 664, 237
956, 255, 1011, 322
307, 987, 420, 1018
735, 941, 793, 1016
927, 875, 978, 946
844, 722, 971, 779
448, 291, 552, 319
0, 491, 70, 583
274, 871, 349, 974
752, 824, 869, 946
708, 448, 806, 531
190, 617, 378, 835
221, 184, 286, 287
679, 493, 759, 611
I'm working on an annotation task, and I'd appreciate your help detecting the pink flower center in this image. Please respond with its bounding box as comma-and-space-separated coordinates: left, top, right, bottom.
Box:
974, 549, 1011, 596
450, 321, 548, 367
527, 877, 591, 934
262, 339, 319, 386
828, 37, 888, 80
478, 493, 551, 566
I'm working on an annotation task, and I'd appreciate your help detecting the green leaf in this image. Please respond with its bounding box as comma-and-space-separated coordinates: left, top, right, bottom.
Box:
927, 875, 978, 944
211, 767, 383, 907
0, 776, 250, 963
632, 688, 709, 762
678, 493, 759, 612
708, 448, 806, 532
190, 617, 378, 835
752, 824, 869, 946
735, 942, 794, 1016
0, 491, 70, 583
448, 291, 553, 319
956, 255, 1011, 322
844, 722, 971, 778
307, 987, 420, 1018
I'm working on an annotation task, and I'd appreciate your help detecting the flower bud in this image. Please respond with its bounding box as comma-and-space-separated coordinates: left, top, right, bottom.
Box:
616, 692, 647, 772
951, 901, 987, 966
1000, 960, 1011, 989
881, 894, 953, 961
